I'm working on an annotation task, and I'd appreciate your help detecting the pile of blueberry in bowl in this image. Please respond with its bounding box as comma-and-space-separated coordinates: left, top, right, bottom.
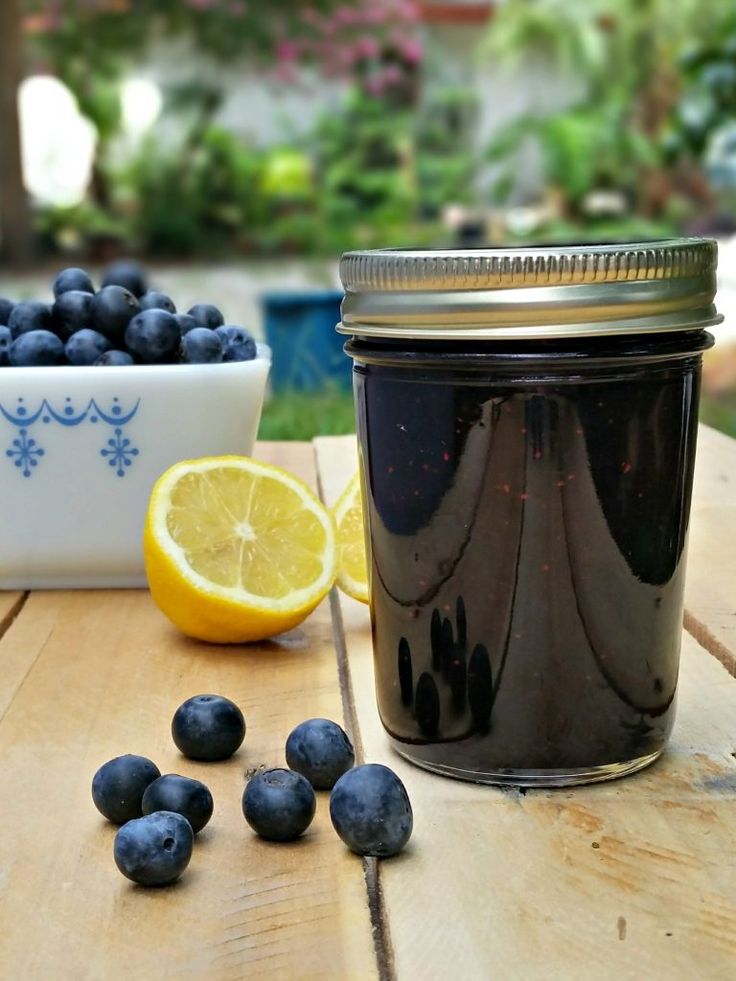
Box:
0, 261, 261, 367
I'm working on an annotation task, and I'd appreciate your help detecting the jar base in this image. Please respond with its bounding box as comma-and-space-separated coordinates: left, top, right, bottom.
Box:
391, 743, 664, 788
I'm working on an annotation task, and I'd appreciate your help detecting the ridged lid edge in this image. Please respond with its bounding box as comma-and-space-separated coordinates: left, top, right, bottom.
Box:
339, 239, 718, 293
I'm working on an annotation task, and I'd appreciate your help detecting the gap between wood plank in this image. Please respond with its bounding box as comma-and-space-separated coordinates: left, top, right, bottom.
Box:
683, 609, 736, 678
316, 452, 397, 981
0, 592, 28, 642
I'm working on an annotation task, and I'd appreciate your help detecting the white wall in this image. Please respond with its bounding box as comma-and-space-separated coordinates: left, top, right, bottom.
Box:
127, 23, 583, 202
136, 38, 348, 148
423, 22, 585, 201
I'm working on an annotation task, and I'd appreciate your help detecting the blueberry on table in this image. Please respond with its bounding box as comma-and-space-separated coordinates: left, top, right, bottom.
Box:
65, 328, 112, 366
0, 297, 15, 324
214, 325, 256, 362
175, 313, 199, 337
329, 764, 413, 858
9, 330, 64, 367
113, 811, 193, 887
125, 309, 180, 363
142, 774, 213, 834
91, 754, 161, 824
8, 301, 53, 339
188, 303, 224, 330
0, 325, 11, 366
92, 285, 140, 341
140, 291, 176, 314
94, 349, 135, 366
53, 267, 94, 298
180, 327, 224, 364
101, 260, 147, 298
242, 768, 316, 841
285, 718, 355, 790
171, 694, 246, 762
52, 290, 95, 340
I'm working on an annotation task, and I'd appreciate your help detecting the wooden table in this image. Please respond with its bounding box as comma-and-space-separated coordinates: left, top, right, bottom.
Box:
1, 428, 735, 981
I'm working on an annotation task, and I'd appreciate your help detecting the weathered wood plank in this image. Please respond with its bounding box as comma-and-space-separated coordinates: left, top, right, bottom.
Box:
690, 423, 736, 508
686, 424, 736, 673
0, 591, 25, 638
0, 442, 377, 981
316, 431, 736, 981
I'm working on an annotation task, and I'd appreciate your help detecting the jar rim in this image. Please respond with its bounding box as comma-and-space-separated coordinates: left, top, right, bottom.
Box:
338, 238, 723, 340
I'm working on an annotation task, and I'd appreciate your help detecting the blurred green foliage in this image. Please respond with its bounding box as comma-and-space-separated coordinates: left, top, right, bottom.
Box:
24, 0, 736, 257
484, 0, 736, 231
487, 105, 660, 214
700, 394, 736, 440
665, 32, 736, 163
39, 81, 474, 257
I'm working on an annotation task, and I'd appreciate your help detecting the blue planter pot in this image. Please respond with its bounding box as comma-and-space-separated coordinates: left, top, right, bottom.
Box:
261, 290, 350, 392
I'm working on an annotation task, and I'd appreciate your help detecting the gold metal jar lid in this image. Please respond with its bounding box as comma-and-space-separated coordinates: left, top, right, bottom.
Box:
338, 239, 723, 340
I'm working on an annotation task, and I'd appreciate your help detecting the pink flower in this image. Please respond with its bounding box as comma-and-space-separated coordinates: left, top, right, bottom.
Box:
276, 40, 300, 63
381, 64, 403, 85
334, 6, 359, 26
398, 37, 423, 64
355, 36, 381, 60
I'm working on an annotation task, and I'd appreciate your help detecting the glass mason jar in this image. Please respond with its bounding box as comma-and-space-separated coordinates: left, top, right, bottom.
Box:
338, 240, 722, 787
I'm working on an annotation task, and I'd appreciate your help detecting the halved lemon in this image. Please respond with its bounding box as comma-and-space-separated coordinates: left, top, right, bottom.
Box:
332, 472, 369, 604
144, 456, 337, 643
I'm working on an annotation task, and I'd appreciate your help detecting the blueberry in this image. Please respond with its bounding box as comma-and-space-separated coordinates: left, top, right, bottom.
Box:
65, 328, 112, 366
101, 260, 147, 297
171, 694, 246, 762
113, 811, 193, 887
329, 764, 413, 858
140, 290, 176, 314
175, 314, 199, 337
242, 768, 316, 841
125, 309, 180, 363
92, 285, 140, 341
94, 349, 135, 366
53, 267, 94, 298
0, 325, 11, 366
188, 303, 224, 330
142, 774, 214, 834
180, 327, 224, 364
285, 718, 355, 790
91, 754, 161, 824
8, 301, 53, 339
0, 298, 15, 325
52, 290, 95, 340
214, 325, 256, 362
9, 330, 64, 367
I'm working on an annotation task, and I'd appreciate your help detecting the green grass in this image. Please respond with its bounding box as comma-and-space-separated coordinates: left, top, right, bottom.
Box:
258, 387, 356, 441
700, 394, 736, 440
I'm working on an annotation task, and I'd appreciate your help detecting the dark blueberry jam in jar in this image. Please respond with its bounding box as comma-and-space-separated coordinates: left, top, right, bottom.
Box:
338, 241, 722, 786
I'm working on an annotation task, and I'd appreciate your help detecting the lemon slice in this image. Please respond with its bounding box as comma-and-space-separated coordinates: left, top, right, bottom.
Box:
333, 472, 369, 604
144, 456, 336, 643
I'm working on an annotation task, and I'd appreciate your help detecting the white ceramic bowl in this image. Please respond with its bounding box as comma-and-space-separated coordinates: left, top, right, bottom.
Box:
0, 356, 270, 588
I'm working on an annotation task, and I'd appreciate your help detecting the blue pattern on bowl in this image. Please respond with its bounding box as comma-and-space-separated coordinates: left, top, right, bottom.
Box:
2, 396, 141, 478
